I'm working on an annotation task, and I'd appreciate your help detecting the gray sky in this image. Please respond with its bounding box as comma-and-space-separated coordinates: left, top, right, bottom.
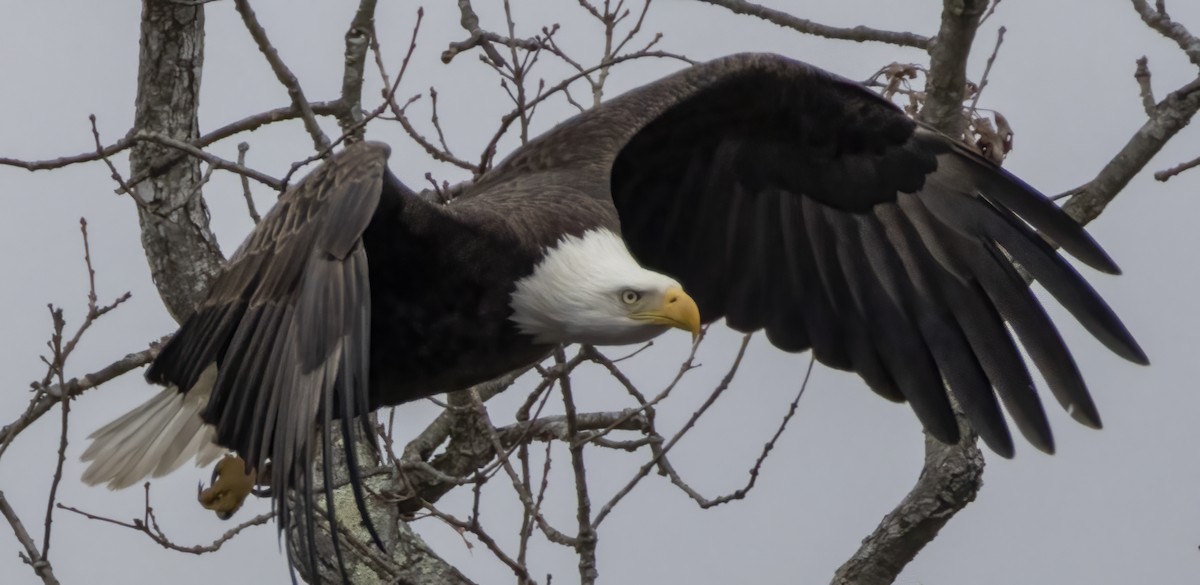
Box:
1, 1, 1198, 583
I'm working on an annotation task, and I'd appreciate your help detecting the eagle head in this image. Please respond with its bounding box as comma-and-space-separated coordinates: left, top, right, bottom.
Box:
510, 228, 701, 346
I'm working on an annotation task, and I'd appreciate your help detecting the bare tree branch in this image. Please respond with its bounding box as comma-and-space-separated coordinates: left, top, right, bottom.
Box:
557, 351, 598, 585
57, 484, 273, 556
922, 0, 989, 136
0, 101, 343, 185
476, 49, 693, 173
831, 428, 986, 585
278, 7, 425, 191
1154, 151, 1200, 181
129, 0, 224, 322
1135, 56, 1158, 115
1064, 69, 1200, 223
1131, 0, 1200, 67
593, 335, 750, 527
131, 130, 283, 190
0, 133, 135, 172
199, 100, 344, 147
695, 0, 931, 49
232, 0, 331, 151
337, 0, 378, 139
389, 96, 482, 173
443, 0, 543, 66
0, 492, 60, 585
236, 142, 263, 223
967, 26, 1006, 115
655, 356, 814, 509
0, 342, 160, 457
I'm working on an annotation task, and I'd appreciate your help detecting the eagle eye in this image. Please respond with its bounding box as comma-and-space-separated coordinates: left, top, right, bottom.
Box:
620, 289, 641, 305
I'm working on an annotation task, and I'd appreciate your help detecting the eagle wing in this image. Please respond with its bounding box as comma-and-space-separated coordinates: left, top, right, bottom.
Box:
504, 53, 1147, 456
147, 141, 391, 572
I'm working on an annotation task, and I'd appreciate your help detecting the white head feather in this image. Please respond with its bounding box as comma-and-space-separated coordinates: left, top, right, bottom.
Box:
510, 228, 683, 345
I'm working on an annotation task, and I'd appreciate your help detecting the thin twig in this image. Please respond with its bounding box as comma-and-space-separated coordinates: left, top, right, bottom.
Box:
593, 334, 752, 527
968, 26, 1006, 114
465, 389, 577, 547
695, 0, 930, 48
0, 491, 61, 585
279, 7, 425, 190
40, 221, 106, 561
1135, 56, 1157, 114
87, 116, 137, 201
236, 143, 262, 223
197, 101, 342, 148
557, 349, 597, 584
979, 0, 1004, 25
130, 131, 282, 191
661, 356, 814, 508
443, 0, 543, 66
429, 88, 454, 156
0, 341, 162, 459
477, 49, 692, 172
0, 102, 341, 188
233, 0, 331, 151
390, 96, 481, 172
57, 501, 272, 555
1153, 152, 1200, 181
421, 500, 532, 582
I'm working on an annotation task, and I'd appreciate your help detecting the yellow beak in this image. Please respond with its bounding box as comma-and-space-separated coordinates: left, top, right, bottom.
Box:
633, 286, 702, 340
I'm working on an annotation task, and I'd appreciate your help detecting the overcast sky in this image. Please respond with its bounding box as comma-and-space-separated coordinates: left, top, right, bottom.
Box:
1, 1, 1198, 584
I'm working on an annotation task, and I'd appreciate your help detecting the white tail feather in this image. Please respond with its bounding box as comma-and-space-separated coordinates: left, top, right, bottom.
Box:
81, 365, 225, 489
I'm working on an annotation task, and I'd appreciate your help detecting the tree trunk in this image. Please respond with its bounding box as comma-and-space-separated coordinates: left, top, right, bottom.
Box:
130, 0, 223, 322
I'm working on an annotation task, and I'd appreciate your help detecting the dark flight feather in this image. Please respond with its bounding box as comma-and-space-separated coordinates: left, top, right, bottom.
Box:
148, 144, 391, 581
599, 53, 1146, 453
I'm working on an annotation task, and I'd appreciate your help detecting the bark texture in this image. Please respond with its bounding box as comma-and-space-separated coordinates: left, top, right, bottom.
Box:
831, 423, 984, 585
130, 0, 224, 321
921, 0, 989, 136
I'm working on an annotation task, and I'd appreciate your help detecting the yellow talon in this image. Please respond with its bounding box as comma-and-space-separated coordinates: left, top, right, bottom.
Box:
198, 455, 257, 520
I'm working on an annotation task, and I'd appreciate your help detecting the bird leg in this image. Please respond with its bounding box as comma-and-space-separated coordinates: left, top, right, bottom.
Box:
197, 455, 258, 520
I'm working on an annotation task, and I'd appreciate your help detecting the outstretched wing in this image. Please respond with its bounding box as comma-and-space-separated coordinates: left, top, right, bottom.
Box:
503, 53, 1147, 456
146, 141, 391, 576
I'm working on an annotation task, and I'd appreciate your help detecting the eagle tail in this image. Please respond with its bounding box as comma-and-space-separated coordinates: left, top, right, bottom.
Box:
81, 365, 224, 489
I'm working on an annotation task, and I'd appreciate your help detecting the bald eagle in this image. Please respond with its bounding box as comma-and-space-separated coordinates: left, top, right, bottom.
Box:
81, 53, 1145, 574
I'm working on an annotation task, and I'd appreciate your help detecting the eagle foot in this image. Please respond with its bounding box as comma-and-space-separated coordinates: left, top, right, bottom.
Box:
197, 455, 258, 520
